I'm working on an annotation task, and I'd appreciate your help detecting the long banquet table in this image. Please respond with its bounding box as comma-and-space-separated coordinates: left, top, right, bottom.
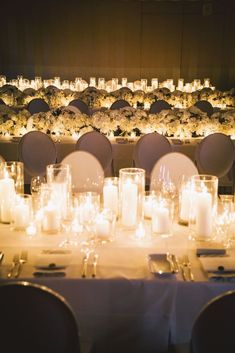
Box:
1, 220, 235, 353
0, 136, 209, 177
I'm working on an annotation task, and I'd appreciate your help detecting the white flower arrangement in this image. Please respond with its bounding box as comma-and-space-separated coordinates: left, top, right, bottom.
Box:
0, 104, 234, 138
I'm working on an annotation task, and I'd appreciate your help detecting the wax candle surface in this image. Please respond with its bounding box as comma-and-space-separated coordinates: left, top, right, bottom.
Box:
103, 183, 118, 217
43, 203, 61, 233
152, 205, 171, 235
0, 177, 15, 223
195, 192, 212, 238
13, 203, 30, 229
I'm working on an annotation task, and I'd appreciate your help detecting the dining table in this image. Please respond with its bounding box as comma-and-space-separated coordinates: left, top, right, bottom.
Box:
0, 218, 235, 353
0, 136, 207, 179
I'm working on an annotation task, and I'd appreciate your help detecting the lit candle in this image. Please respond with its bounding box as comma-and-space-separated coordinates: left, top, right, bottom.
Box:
144, 195, 153, 219
0, 175, 15, 223
95, 214, 110, 241
42, 203, 61, 233
152, 203, 171, 235
195, 192, 212, 238
179, 189, 191, 224
121, 179, 138, 227
103, 180, 118, 218
135, 222, 145, 239
13, 202, 30, 230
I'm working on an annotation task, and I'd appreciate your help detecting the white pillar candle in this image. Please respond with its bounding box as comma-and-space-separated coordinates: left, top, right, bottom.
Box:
0, 177, 15, 223
95, 215, 110, 241
121, 180, 138, 227
103, 182, 118, 217
42, 203, 61, 233
179, 189, 191, 223
13, 203, 30, 230
195, 192, 212, 238
144, 196, 153, 219
152, 206, 171, 235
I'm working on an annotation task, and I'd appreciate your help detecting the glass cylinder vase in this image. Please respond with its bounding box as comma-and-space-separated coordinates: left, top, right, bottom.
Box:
0, 161, 24, 194
119, 168, 145, 228
46, 163, 71, 219
189, 175, 218, 241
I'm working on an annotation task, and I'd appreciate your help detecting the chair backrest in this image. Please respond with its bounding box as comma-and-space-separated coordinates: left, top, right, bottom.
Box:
149, 100, 171, 114
75, 131, 113, 176
61, 150, 104, 193
19, 131, 57, 176
0, 281, 80, 353
110, 99, 130, 110
69, 99, 90, 115
62, 105, 80, 114
194, 100, 214, 117
27, 98, 50, 114
150, 152, 198, 191
195, 133, 235, 178
133, 132, 172, 182
191, 290, 235, 353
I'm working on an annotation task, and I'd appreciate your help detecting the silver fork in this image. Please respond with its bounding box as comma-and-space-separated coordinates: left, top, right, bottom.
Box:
7, 254, 19, 278
14, 251, 28, 278
182, 255, 194, 282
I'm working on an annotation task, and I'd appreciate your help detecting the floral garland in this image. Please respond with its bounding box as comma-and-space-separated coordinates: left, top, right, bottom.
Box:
0, 84, 234, 109
0, 105, 234, 139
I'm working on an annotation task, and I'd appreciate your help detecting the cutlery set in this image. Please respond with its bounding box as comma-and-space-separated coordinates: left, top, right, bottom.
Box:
81, 253, 99, 278
7, 251, 28, 278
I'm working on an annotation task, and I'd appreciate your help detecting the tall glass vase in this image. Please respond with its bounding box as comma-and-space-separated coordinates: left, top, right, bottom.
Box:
189, 175, 218, 241
119, 168, 145, 228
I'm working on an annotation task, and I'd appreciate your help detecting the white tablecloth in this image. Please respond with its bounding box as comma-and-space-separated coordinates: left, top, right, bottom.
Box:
0, 221, 235, 353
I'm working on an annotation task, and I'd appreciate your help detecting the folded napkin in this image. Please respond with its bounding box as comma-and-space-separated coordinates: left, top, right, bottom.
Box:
34, 249, 72, 270
200, 257, 235, 273
196, 248, 226, 257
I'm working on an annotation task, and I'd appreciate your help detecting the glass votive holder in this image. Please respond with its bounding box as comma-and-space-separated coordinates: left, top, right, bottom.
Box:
46, 163, 72, 218
39, 183, 61, 234
119, 168, 145, 228
11, 194, 32, 231
103, 177, 119, 219
214, 198, 234, 247
144, 191, 155, 219
151, 196, 174, 238
95, 208, 116, 244
188, 175, 218, 241
0, 161, 24, 194
77, 192, 100, 225
178, 177, 192, 225
0, 173, 16, 223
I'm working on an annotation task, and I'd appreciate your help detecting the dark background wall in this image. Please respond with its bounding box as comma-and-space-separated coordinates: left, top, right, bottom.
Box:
1, 0, 234, 89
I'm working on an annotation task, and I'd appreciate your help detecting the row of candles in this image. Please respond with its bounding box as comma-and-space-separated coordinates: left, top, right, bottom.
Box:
0, 75, 214, 93
0, 162, 234, 243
